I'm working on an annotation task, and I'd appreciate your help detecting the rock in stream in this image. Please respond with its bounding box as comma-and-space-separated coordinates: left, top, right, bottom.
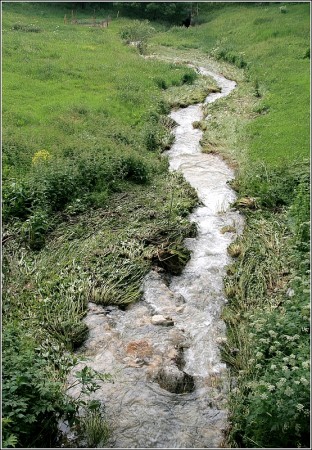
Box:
64, 65, 244, 448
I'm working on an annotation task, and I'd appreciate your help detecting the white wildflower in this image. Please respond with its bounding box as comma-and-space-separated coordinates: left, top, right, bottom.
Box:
276, 378, 287, 388
284, 386, 294, 397
268, 330, 277, 338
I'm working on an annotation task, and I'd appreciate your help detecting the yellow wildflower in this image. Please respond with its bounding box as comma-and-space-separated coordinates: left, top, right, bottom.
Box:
32, 150, 52, 165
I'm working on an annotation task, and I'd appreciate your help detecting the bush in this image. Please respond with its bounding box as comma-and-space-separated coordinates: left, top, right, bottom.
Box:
233, 299, 310, 448
223, 212, 310, 448
2, 325, 112, 448
120, 20, 155, 42
21, 208, 50, 250
181, 70, 197, 85
288, 177, 310, 251
3, 150, 151, 224
120, 154, 150, 183
2, 327, 65, 447
2, 179, 33, 220
12, 22, 41, 32
236, 162, 309, 209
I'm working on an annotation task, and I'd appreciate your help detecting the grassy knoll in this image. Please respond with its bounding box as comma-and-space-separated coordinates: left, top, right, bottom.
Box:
150, 2, 310, 448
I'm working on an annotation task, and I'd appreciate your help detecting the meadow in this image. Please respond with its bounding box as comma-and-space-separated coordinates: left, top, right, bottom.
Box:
2, 1, 310, 448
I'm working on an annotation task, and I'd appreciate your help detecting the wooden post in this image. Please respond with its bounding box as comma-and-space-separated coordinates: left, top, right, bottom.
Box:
64, 14, 67, 24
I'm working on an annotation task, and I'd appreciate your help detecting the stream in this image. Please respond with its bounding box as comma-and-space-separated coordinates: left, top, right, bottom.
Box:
65, 66, 244, 448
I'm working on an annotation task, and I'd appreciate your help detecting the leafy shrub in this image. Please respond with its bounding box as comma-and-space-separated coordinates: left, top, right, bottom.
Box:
12, 22, 41, 32
2, 325, 112, 448
231, 297, 310, 448
224, 210, 310, 448
181, 70, 197, 85
2, 179, 33, 220
21, 208, 50, 250
3, 150, 151, 224
288, 177, 310, 251
120, 20, 155, 42
2, 326, 65, 447
236, 162, 309, 209
120, 154, 150, 183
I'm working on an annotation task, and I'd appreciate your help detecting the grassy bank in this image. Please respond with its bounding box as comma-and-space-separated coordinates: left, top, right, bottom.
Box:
1, 2, 218, 447
150, 2, 310, 447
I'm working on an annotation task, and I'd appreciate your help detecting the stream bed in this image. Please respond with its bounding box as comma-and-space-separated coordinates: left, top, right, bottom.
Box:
66, 66, 244, 448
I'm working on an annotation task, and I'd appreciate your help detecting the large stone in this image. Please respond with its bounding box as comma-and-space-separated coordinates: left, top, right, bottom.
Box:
155, 365, 195, 394
151, 315, 174, 326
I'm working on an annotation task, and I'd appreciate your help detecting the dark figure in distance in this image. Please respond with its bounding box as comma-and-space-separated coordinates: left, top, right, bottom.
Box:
182, 15, 191, 27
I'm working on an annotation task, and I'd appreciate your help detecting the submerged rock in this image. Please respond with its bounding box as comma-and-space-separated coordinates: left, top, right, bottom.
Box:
151, 314, 174, 326
64, 64, 242, 448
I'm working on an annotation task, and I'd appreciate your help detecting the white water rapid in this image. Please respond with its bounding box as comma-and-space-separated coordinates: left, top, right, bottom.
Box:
65, 66, 244, 448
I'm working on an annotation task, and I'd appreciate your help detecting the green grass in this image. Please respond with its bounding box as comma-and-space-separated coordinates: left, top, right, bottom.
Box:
2, 3, 203, 446
2, 2, 200, 181
151, 2, 310, 166
150, 3, 310, 448
2, 2, 310, 448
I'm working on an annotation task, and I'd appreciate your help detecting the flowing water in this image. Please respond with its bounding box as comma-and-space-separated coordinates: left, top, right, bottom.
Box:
65, 66, 244, 448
